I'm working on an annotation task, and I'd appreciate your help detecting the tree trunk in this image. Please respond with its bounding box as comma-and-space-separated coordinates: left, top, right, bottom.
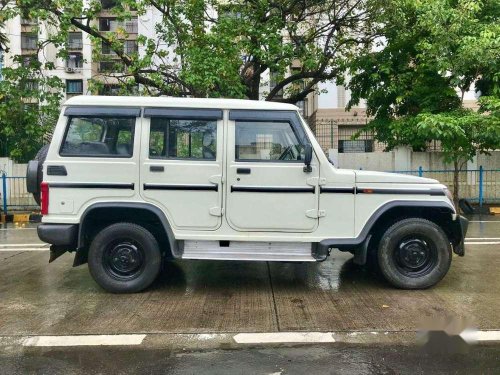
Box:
453, 160, 460, 207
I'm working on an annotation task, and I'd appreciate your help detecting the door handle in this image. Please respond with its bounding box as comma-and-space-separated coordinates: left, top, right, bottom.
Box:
237, 168, 251, 175
150, 165, 164, 172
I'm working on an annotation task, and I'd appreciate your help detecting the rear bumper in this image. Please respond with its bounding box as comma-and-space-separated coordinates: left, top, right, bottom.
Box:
37, 224, 78, 248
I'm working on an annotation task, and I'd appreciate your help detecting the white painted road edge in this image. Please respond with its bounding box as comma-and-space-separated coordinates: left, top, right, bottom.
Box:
22, 334, 147, 347
233, 332, 336, 344
0, 330, 498, 347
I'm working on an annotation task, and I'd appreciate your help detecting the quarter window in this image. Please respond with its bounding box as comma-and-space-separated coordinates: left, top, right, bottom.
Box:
149, 118, 217, 160
61, 117, 135, 157
235, 121, 305, 161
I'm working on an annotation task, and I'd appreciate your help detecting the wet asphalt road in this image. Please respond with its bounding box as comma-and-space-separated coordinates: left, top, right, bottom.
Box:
0, 216, 499, 374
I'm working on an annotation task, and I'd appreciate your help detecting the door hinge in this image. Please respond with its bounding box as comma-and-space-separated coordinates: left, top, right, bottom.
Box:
306, 177, 326, 186
209, 175, 223, 185
209, 207, 224, 217
306, 209, 326, 219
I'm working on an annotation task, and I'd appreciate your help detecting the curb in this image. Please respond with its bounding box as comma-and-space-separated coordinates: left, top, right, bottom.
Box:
0, 213, 41, 224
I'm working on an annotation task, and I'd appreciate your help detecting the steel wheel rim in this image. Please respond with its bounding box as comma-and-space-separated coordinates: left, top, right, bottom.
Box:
103, 240, 145, 281
393, 236, 437, 277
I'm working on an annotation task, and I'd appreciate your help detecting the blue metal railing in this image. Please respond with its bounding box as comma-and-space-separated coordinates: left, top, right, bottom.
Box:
392, 167, 500, 206
1, 174, 38, 215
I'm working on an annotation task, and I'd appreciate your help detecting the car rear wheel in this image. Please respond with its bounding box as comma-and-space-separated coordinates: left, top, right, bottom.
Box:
377, 218, 451, 289
88, 223, 162, 293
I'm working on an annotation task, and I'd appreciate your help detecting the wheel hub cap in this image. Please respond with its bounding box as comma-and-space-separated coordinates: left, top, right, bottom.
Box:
108, 243, 142, 275
398, 239, 430, 269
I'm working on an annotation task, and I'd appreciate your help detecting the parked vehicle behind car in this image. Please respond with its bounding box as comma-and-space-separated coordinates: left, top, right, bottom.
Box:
27, 96, 468, 293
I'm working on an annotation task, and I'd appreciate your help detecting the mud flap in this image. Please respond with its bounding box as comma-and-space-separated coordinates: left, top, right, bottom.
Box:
49, 246, 68, 263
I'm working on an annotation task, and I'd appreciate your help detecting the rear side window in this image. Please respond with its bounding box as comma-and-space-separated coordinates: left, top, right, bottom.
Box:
60, 116, 135, 157
149, 118, 217, 160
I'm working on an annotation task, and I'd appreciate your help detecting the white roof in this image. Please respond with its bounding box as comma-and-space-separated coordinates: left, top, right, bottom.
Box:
64, 95, 298, 111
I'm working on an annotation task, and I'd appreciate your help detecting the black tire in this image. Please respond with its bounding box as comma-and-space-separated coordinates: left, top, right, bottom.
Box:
377, 218, 451, 289
32, 144, 49, 206
88, 223, 162, 293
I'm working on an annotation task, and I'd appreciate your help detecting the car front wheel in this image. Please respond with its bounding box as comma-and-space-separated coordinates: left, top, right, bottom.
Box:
88, 223, 162, 293
377, 218, 452, 289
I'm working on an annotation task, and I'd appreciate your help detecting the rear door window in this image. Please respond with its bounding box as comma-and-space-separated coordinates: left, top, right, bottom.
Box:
60, 116, 135, 157
149, 118, 217, 160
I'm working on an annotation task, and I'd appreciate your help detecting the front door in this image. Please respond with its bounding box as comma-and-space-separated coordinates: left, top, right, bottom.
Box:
225, 110, 320, 232
140, 108, 224, 231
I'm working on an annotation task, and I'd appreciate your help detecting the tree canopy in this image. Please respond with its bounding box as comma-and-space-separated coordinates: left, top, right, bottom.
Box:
9, 0, 381, 102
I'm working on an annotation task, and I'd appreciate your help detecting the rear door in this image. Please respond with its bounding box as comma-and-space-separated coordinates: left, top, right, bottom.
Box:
140, 108, 224, 231
225, 110, 320, 232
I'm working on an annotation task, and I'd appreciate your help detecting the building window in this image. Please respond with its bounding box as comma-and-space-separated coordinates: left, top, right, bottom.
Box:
21, 33, 38, 50
20, 17, 37, 25
99, 61, 123, 73
98, 84, 121, 95
100, 0, 118, 9
21, 55, 37, 67
66, 53, 83, 70
124, 40, 138, 55
67, 33, 83, 50
338, 126, 374, 153
66, 79, 83, 94
99, 17, 137, 33
125, 18, 138, 33
99, 18, 116, 31
270, 71, 283, 99
22, 79, 38, 91
101, 40, 115, 55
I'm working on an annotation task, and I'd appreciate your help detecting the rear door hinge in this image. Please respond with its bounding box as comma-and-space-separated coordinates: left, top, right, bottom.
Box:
306, 209, 326, 218
209, 207, 224, 217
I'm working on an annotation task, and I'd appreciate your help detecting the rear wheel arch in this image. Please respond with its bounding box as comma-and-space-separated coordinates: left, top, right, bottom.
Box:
75, 202, 178, 266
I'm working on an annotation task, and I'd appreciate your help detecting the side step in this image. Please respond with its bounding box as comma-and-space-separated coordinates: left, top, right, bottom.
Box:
182, 241, 316, 262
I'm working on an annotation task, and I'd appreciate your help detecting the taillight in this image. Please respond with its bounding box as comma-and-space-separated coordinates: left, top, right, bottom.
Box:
40, 182, 49, 215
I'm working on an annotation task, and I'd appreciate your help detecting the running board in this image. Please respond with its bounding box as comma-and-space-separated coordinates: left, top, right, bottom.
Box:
181, 241, 316, 262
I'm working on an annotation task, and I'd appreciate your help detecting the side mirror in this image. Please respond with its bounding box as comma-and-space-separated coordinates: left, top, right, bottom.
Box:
303, 144, 313, 173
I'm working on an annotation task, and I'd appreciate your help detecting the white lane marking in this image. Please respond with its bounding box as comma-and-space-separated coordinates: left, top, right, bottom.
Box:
0, 248, 49, 252
475, 330, 500, 341
466, 238, 500, 240
22, 334, 146, 347
0, 244, 46, 247
0, 228, 37, 231
470, 221, 500, 223
464, 242, 500, 245
233, 332, 335, 344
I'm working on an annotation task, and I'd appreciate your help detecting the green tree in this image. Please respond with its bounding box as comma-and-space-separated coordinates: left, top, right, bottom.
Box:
0, 57, 64, 162
10, 0, 381, 102
348, 0, 500, 203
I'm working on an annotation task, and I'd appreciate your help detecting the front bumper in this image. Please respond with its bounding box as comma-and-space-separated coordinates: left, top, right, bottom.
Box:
453, 215, 468, 256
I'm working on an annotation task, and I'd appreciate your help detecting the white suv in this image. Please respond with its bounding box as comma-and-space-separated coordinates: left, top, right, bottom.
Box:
27, 96, 468, 293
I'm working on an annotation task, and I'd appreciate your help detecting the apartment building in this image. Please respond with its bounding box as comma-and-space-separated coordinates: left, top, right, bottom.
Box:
2, 2, 317, 117
3, 14, 92, 99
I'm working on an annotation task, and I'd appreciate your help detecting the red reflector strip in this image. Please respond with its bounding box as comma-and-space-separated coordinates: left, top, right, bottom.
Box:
40, 182, 49, 215
363, 189, 373, 194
